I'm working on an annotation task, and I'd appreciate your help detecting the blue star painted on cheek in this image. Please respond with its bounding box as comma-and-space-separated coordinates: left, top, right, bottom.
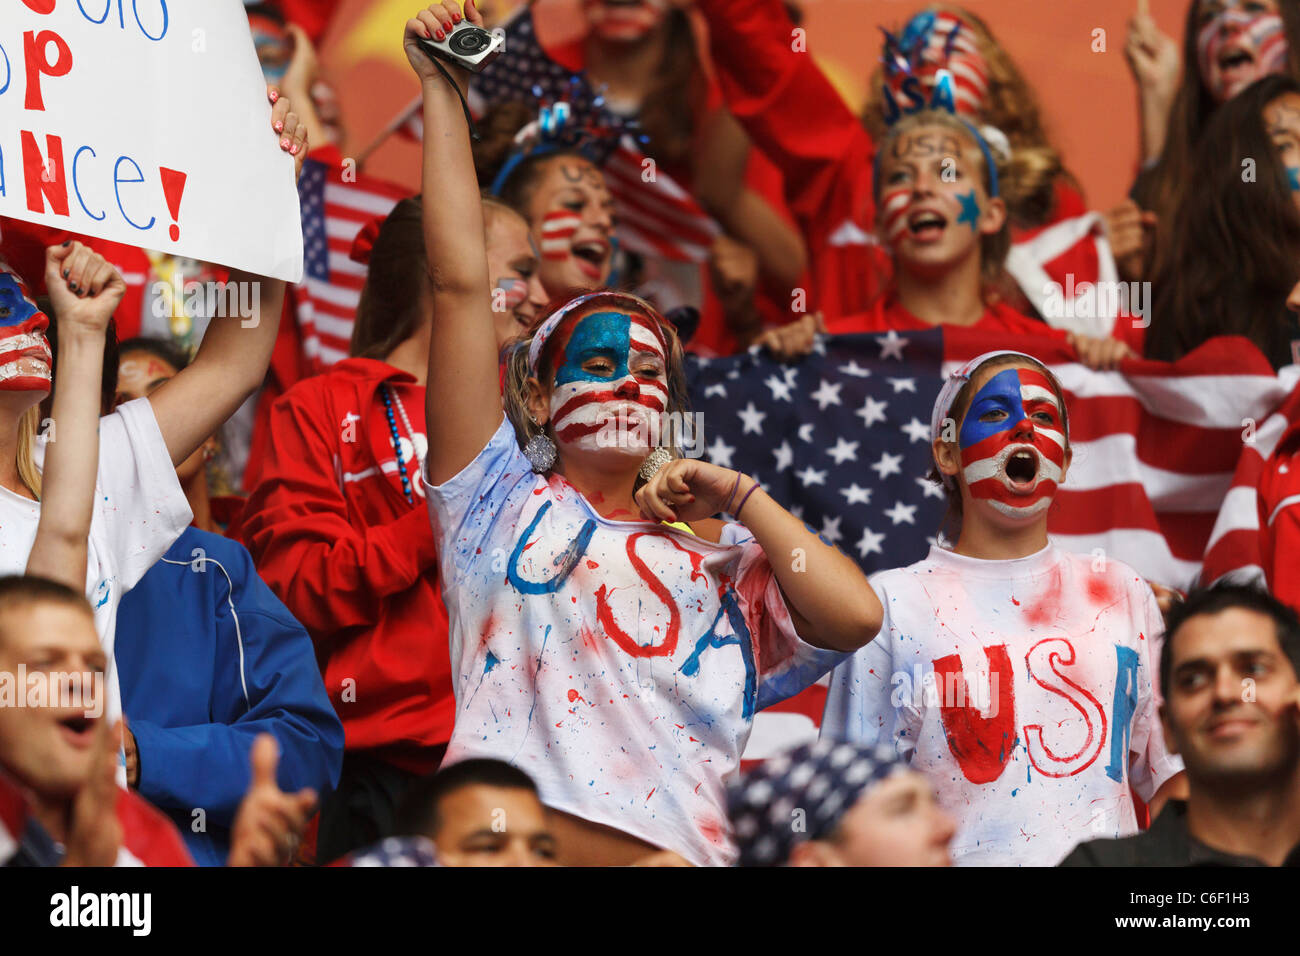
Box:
1287, 166, 1300, 192
552, 311, 634, 386
958, 368, 1026, 449
956, 189, 981, 232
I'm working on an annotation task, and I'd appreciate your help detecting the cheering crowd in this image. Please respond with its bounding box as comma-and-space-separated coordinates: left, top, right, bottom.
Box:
1, 0, 1299, 870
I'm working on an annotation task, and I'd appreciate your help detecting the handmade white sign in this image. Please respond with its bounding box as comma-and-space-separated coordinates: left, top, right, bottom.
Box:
0, 0, 303, 282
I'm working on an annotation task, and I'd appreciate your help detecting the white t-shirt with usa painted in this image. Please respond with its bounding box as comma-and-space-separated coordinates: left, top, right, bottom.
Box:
821, 543, 1183, 866
425, 415, 841, 866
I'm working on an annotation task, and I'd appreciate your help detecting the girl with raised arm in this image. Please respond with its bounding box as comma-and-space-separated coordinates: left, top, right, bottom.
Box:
407, 1, 882, 866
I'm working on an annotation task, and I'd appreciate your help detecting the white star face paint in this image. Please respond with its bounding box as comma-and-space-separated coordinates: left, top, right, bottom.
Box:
957, 365, 1067, 520
547, 309, 669, 455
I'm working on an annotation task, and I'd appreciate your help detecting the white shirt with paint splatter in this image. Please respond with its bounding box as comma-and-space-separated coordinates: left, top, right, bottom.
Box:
0, 397, 192, 734
822, 543, 1183, 866
425, 416, 840, 866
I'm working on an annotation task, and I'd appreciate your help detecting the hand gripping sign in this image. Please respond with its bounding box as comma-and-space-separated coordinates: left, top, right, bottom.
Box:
0, 0, 303, 283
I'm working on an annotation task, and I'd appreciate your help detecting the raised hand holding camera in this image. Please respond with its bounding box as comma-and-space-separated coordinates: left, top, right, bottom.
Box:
405, 2, 495, 84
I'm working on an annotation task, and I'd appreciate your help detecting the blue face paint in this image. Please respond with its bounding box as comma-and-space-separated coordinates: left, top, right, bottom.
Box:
552, 311, 634, 387
956, 188, 981, 231
0, 274, 41, 328
1287, 166, 1300, 192
957, 368, 1025, 449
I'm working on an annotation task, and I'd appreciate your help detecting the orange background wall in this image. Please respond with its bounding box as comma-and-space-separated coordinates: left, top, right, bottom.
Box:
320, 0, 1192, 211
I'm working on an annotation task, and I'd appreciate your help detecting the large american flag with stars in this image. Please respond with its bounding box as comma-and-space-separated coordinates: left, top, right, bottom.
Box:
688, 329, 948, 582
689, 328, 1298, 586
703, 328, 1300, 758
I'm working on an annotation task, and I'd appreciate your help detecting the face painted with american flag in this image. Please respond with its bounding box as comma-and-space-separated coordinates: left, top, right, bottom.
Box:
1197, 0, 1288, 104
877, 124, 995, 269
545, 309, 670, 455
529, 157, 616, 297
882, 11, 990, 118
957, 364, 1069, 520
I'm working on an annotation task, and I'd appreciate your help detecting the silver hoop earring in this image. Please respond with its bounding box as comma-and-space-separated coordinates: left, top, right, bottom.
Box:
524, 432, 557, 473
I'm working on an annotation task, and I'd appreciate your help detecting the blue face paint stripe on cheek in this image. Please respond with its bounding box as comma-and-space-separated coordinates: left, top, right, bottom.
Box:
957, 368, 1026, 449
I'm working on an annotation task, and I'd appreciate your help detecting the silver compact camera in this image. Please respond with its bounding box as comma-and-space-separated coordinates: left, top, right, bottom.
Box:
417, 21, 504, 73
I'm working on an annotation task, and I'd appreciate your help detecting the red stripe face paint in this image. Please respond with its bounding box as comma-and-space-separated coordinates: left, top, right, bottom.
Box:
540, 211, 581, 260
493, 277, 529, 311
548, 310, 669, 453
957, 366, 1067, 519
1198, 5, 1288, 103
881, 188, 913, 243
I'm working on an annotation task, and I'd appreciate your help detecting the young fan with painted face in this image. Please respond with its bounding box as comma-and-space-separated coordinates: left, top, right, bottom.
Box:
865, 6, 1126, 331
1130, 0, 1300, 272
473, 104, 620, 299
693, 0, 1133, 368
1146, 73, 1300, 367
822, 350, 1186, 866
407, 1, 882, 866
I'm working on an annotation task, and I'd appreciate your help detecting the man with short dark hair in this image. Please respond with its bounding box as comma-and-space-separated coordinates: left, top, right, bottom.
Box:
1062, 584, 1300, 866
391, 759, 557, 867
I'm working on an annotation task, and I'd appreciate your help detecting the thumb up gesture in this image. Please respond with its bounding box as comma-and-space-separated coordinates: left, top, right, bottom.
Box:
227, 734, 317, 867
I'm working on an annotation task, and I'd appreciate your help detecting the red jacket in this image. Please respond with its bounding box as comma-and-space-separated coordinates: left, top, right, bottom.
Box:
698, 0, 889, 321
239, 359, 454, 773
